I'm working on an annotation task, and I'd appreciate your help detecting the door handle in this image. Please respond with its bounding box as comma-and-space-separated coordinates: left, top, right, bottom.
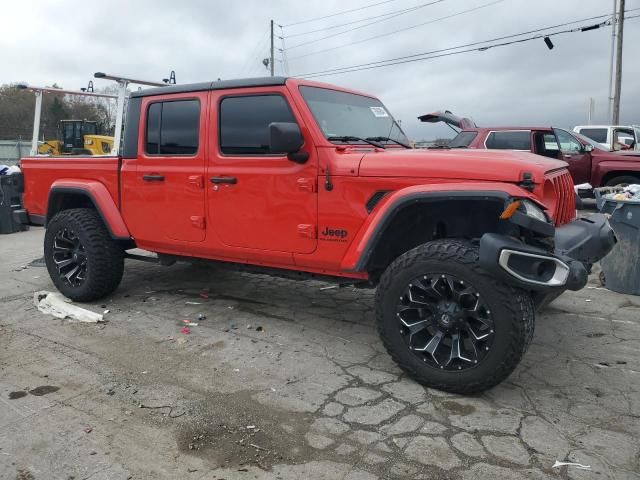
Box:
143, 174, 165, 182
210, 176, 237, 184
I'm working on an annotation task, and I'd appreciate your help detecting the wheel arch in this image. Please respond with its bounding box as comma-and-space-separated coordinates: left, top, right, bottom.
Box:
600, 170, 640, 186
47, 181, 131, 241
342, 184, 535, 279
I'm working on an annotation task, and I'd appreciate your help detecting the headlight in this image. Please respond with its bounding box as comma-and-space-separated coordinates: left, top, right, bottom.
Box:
520, 199, 549, 223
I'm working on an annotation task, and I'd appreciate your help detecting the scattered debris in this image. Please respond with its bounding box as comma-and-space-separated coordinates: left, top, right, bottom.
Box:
255, 326, 264, 332
246, 425, 256, 429
552, 460, 591, 470
250, 443, 267, 451
103, 309, 110, 315
585, 299, 592, 302
184, 322, 198, 327
83, 426, 93, 434
574, 182, 592, 193
197, 313, 206, 321
181, 327, 191, 335
185, 301, 201, 305
34, 291, 104, 323
320, 285, 338, 291
199, 289, 210, 299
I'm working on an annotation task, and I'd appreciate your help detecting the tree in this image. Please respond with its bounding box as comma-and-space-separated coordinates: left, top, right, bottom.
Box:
0, 83, 118, 141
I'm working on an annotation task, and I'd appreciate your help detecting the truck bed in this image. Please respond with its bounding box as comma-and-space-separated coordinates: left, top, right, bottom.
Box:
20, 155, 121, 222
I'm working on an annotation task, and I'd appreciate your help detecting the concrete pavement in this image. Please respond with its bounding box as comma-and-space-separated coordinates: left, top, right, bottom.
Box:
1, 227, 639, 479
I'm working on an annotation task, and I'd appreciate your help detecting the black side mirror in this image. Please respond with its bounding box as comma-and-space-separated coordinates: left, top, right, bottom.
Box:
269, 122, 308, 163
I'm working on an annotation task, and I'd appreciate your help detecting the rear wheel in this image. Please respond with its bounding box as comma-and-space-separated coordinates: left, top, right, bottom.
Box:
375, 239, 534, 394
44, 208, 124, 302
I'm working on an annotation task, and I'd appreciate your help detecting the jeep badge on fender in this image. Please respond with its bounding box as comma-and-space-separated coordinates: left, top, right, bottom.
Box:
321, 227, 348, 240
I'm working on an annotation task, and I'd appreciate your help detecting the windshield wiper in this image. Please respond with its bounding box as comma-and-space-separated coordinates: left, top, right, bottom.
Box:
327, 136, 385, 149
366, 136, 412, 149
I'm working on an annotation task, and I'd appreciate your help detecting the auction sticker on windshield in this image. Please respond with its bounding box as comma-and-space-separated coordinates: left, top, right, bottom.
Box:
370, 107, 389, 117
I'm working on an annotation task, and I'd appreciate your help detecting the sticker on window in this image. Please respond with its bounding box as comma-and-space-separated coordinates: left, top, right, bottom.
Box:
370, 107, 389, 118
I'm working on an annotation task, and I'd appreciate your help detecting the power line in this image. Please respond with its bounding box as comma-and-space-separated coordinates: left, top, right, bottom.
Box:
284, 0, 450, 38
281, 0, 400, 28
288, 0, 504, 61
293, 11, 632, 76
239, 28, 271, 76
286, 0, 446, 50
297, 16, 632, 78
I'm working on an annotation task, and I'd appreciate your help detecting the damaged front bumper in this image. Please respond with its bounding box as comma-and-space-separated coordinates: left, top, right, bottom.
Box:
479, 214, 616, 291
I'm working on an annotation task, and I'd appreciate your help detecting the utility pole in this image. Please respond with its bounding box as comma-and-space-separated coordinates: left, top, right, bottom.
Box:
612, 0, 625, 124
588, 97, 595, 124
270, 19, 275, 77
607, 0, 617, 121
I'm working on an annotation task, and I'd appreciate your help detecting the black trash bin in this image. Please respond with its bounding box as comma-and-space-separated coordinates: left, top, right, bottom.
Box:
597, 192, 640, 295
0, 173, 27, 235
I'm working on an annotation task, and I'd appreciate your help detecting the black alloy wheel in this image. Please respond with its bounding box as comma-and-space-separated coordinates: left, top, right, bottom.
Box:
397, 273, 494, 371
52, 228, 88, 287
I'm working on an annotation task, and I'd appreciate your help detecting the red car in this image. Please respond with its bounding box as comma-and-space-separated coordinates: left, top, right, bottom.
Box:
420, 111, 640, 188
16, 78, 615, 394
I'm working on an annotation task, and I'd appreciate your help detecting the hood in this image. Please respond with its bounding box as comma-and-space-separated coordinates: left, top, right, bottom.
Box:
358, 148, 567, 183
418, 110, 477, 129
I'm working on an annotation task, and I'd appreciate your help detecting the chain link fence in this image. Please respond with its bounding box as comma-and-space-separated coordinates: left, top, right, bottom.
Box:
0, 140, 32, 165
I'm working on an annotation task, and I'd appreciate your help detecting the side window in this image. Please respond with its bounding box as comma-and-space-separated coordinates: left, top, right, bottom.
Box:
220, 95, 296, 155
485, 131, 531, 150
578, 128, 607, 144
145, 99, 200, 155
543, 133, 559, 152
554, 129, 582, 153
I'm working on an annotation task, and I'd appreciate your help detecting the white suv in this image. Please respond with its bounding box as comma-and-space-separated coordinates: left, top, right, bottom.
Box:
573, 125, 639, 151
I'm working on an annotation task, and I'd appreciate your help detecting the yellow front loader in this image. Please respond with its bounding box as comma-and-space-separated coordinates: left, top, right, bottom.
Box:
38, 120, 113, 156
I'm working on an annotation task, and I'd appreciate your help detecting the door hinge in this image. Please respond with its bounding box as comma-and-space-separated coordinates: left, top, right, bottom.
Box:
297, 224, 316, 238
190, 215, 206, 229
297, 177, 316, 193
188, 175, 205, 189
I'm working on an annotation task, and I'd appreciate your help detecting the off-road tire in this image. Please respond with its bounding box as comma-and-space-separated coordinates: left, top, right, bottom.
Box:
605, 175, 640, 188
44, 208, 124, 302
375, 239, 534, 394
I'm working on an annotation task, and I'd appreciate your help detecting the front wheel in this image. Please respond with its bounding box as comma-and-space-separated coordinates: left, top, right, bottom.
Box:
44, 208, 124, 302
375, 239, 534, 394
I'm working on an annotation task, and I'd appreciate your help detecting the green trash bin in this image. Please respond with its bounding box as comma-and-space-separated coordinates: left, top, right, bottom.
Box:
597, 192, 640, 295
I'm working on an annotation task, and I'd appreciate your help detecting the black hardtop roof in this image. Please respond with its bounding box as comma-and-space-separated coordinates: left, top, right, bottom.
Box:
130, 76, 288, 98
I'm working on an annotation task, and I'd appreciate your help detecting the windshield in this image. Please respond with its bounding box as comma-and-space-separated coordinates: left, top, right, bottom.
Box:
300, 86, 409, 145
449, 131, 478, 148
570, 131, 609, 151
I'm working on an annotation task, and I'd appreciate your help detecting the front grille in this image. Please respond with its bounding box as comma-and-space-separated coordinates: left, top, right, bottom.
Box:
545, 169, 576, 225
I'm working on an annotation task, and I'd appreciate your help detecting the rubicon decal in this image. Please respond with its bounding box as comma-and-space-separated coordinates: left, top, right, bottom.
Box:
320, 227, 348, 242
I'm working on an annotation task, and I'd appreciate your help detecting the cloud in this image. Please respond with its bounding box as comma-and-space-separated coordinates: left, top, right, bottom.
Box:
2, 0, 638, 140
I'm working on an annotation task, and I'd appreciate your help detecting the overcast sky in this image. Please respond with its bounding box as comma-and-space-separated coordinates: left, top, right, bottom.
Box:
2, 0, 638, 140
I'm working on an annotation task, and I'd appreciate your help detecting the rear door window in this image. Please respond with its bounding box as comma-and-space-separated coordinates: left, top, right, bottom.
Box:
145, 99, 200, 155
577, 128, 607, 144
485, 131, 531, 150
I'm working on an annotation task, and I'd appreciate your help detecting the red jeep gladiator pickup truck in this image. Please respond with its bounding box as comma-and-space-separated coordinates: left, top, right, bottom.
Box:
420, 111, 640, 189
16, 77, 615, 393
